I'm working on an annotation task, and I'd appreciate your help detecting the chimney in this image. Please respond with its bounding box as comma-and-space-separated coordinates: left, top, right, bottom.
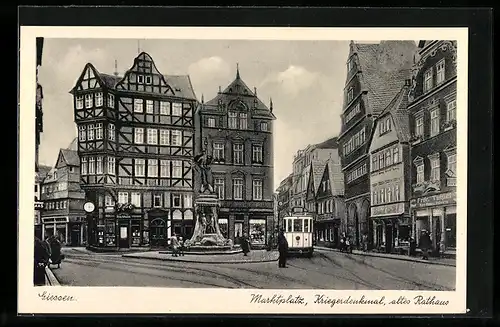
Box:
254, 87, 257, 96
114, 59, 119, 77
218, 86, 222, 93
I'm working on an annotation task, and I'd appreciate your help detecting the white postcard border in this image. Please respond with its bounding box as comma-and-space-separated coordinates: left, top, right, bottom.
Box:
19, 26, 468, 315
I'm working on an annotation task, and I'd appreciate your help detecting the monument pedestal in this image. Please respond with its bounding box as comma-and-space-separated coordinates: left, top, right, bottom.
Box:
184, 193, 236, 252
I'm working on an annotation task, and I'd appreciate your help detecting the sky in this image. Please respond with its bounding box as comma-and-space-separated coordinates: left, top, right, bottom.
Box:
38, 38, 352, 190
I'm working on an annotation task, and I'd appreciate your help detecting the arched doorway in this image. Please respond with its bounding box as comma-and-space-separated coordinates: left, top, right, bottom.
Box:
348, 203, 359, 247
361, 200, 372, 250
150, 218, 167, 248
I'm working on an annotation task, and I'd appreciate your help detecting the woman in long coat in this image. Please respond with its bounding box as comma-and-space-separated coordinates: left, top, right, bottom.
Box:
34, 236, 51, 285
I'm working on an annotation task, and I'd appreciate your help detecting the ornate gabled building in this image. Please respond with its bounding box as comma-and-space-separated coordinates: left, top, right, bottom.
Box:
368, 82, 412, 253
305, 140, 345, 248
195, 66, 276, 248
290, 137, 341, 211
40, 143, 86, 246
70, 52, 197, 251
337, 40, 417, 249
407, 41, 457, 256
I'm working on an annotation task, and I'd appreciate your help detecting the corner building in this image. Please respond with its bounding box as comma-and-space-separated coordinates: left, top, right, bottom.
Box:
337, 41, 416, 249
196, 67, 276, 249
407, 41, 457, 256
71, 52, 197, 251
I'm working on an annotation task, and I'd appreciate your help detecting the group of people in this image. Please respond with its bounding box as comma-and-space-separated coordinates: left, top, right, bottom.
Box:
169, 234, 186, 257
34, 234, 64, 286
339, 233, 353, 253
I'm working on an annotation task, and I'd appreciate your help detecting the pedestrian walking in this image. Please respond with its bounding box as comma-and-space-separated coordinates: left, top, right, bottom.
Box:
240, 233, 251, 256
418, 230, 432, 260
362, 234, 368, 252
48, 235, 63, 268
178, 236, 185, 256
34, 236, 51, 286
339, 233, 346, 252
277, 229, 288, 268
170, 234, 180, 257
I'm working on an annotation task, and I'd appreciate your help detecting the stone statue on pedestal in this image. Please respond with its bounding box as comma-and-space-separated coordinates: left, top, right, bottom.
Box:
194, 149, 214, 194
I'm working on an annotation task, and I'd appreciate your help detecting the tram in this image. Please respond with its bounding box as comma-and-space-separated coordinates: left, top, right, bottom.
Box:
282, 207, 314, 257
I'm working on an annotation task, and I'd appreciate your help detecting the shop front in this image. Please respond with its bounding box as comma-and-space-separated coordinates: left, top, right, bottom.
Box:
314, 219, 340, 248
249, 215, 267, 249
371, 202, 411, 254
410, 191, 456, 255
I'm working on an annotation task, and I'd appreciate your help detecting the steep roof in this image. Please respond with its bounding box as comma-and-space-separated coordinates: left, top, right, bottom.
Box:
326, 156, 344, 196
162, 75, 197, 101
202, 68, 276, 119
354, 41, 416, 114
36, 165, 52, 183
310, 160, 328, 194
59, 149, 80, 167
315, 136, 339, 149
100, 73, 122, 89
378, 84, 411, 143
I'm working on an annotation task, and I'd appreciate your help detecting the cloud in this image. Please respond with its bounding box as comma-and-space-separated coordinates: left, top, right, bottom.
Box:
188, 56, 230, 83
260, 65, 320, 96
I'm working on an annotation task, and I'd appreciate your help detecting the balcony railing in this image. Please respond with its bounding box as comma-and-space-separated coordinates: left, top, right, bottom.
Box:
442, 120, 457, 132
409, 134, 423, 145
412, 180, 441, 193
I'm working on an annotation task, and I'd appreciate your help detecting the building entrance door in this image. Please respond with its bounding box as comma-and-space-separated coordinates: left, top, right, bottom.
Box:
150, 218, 167, 248
70, 225, 81, 246
385, 223, 393, 253
118, 223, 130, 248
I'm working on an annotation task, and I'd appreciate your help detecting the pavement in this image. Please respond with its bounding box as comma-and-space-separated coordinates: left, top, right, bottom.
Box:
315, 246, 456, 267
51, 247, 456, 290
122, 250, 279, 264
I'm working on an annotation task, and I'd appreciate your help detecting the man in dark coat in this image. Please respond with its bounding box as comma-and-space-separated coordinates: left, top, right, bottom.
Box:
240, 233, 251, 256
34, 236, 50, 286
277, 229, 289, 268
418, 230, 432, 260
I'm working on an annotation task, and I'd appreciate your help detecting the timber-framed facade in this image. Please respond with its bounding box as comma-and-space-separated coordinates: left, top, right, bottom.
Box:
71, 52, 197, 251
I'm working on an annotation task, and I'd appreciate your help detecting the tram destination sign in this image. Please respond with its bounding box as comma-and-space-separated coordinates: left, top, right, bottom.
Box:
410, 191, 456, 209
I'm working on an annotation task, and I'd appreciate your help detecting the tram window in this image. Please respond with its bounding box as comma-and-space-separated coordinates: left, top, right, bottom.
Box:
287, 220, 292, 232
304, 220, 309, 232
294, 219, 303, 232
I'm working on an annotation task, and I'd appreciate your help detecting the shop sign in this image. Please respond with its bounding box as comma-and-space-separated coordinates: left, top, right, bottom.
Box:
371, 203, 405, 217
117, 213, 131, 219
410, 191, 456, 209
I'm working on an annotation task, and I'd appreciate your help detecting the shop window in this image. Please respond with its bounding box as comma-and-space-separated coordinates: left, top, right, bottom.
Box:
131, 224, 141, 246
234, 222, 243, 239
249, 219, 266, 245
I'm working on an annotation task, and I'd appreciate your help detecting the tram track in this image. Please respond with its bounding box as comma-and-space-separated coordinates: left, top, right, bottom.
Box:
62, 256, 260, 289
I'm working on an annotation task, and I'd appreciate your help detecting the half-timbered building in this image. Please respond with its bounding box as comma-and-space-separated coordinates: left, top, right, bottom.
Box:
40, 145, 86, 246
337, 41, 416, 250
195, 66, 276, 248
70, 52, 197, 250
408, 41, 457, 257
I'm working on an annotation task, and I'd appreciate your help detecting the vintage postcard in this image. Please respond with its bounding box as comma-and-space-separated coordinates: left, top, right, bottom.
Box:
19, 26, 468, 315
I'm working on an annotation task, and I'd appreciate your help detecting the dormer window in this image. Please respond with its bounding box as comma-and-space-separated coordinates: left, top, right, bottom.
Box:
347, 87, 354, 103
423, 68, 433, 93
347, 57, 355, 72
260, 122, 268, 132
